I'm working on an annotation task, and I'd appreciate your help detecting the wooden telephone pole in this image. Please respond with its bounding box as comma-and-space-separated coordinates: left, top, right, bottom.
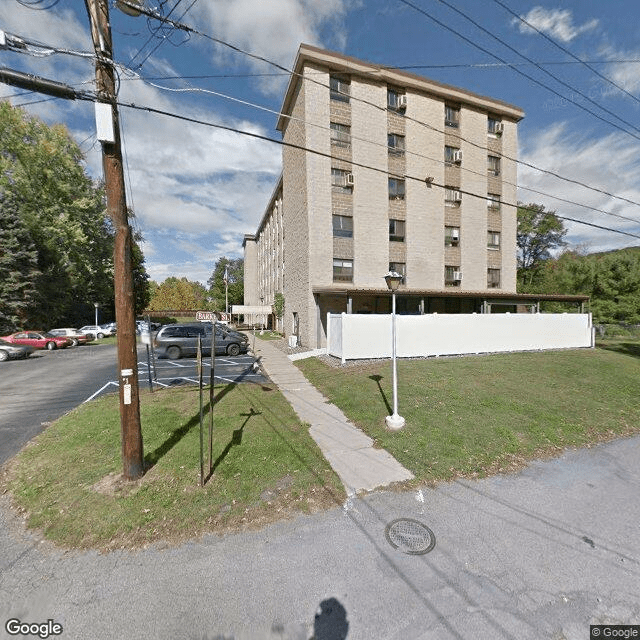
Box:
85, 0, 144, 479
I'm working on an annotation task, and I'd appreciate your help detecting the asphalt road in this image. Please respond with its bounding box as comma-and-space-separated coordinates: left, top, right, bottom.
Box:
0, 344, 119, 465
0, 345, 268, 465
1, 435, 639, 639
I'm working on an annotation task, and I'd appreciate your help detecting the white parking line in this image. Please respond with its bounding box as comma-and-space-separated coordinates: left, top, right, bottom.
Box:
84, 381, 118, 403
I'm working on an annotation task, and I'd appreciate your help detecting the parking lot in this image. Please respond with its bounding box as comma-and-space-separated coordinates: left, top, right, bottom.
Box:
0, 344, 269, 464
85, 352, 269, 401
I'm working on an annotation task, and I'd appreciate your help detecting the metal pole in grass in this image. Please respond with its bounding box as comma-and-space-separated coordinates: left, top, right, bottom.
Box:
197, 334, 204, 486
384, 271, 405, 431
209, 320, 215, 476
145, 315, 153, 392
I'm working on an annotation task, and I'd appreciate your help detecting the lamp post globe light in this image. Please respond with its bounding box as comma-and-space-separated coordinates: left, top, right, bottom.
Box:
384, 271, 405, 430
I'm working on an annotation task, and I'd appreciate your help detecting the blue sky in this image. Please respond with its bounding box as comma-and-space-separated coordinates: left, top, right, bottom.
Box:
2, 0, 640, 284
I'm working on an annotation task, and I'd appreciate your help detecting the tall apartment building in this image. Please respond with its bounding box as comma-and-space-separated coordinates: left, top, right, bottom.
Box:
243, 44, 525, 349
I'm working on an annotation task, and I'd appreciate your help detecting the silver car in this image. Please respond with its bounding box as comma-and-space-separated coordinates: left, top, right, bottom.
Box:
0, 338, 34, 361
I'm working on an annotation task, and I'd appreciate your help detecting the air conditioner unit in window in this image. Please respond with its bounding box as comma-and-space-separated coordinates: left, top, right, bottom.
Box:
453, 271, 463, 281
345, 173, 355, 187
397, 94, 408, 109
451, 229, 460, 240
453, 150, 462, 163
453, 190, 462, 202
494, 122, 504, 135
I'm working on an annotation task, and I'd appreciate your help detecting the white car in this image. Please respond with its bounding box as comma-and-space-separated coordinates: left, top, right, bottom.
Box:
78, 325, 106, 339
99, 322, 117, 336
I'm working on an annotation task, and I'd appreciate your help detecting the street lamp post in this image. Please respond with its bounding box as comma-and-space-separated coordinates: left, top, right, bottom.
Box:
384, 271, 405, 430
94, 302, 99, 326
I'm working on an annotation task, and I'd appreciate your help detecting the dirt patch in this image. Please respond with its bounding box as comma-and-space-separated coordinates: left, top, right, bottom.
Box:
90, 472, 144, 498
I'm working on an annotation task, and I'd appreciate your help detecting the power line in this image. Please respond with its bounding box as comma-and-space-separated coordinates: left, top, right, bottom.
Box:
113, 59, 640, 82
128, 0, 198, 69
116, 97, 640, 240
492, 0, 640, 107
141, 74, 640, 228
401, 0, 640, 142
113, 0, 640, 211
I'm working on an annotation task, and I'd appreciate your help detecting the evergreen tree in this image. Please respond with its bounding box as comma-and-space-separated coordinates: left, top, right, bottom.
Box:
0, 192, 40, 332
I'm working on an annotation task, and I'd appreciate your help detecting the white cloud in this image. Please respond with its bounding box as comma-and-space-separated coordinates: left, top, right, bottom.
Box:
514, 7, 598, 43
519, 123, 640, 252
596, 45, 640, 97
188, 0, 351, 94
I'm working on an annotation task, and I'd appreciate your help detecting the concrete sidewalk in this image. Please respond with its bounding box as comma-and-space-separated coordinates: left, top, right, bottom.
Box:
251, 338, 413, 495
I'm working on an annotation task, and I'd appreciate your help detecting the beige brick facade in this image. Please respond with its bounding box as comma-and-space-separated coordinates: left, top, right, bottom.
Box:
244, 45, 524, 348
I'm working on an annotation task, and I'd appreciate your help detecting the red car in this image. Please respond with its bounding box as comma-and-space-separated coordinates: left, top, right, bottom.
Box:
1, 331, 71, 350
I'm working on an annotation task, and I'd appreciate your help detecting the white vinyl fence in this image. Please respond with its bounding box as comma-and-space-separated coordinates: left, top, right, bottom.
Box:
327, 312, 593, 363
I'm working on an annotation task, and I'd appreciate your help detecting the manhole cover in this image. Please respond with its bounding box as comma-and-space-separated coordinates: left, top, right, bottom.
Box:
385, 518, 436, 555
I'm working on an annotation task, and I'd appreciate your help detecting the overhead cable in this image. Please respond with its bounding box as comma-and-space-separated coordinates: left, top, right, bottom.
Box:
113, 0, 640, 210
491, 0, 640, 107
116, 98, 640, 240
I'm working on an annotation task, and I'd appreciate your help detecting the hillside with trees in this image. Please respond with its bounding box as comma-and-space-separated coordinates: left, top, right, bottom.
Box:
0, 102, 149, 332
517, 202, 640, 323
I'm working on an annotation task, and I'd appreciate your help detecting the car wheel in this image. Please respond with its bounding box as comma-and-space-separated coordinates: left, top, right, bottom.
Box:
96, 332, 104, 339
227, 343, 241, 357
167, 346, 181, 359
46, 341, 56, 350
0, 350, 8, 362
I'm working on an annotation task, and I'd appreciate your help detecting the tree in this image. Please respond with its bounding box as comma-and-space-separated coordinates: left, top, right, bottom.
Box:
207, 257, 244, 310
532, 247, 640, 323
0, 102, 140, 326
517, 203, 567, 289
147, 277, 208, 311
0, 192, 40, 332
131, 229, 151, 316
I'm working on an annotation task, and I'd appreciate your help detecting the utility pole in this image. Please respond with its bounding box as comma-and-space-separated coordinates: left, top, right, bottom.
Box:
85, 0, 144, 479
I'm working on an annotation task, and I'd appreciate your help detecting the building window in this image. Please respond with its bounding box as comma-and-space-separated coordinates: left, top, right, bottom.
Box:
487, 231, 500, 249
388, 262, 406, 283
388, 177, 405, 200
388, 133, 405, 155
333, 215, 353, 238
445, 186, 461, 206
445, 265, 461, 287
330, 75, 350, 103
387, 88, 406, 110
389, 219, 405, 242
487, 193, 501, 211
488, 116, 502, 135
445, 104, 460, 128
332, 168, 353, 193
445, 145, 461, 165
488, 155, 501, 176
445, 226, 460, 247
487, 268, 501, 288
330, 122, 351, 148
333, 258, 353, 282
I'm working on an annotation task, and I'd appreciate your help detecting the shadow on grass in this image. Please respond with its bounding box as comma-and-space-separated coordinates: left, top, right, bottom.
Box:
144, 381, 240, 470
204, 407, 261, 482
369, 374, 392, 414
598, 342, 640, 360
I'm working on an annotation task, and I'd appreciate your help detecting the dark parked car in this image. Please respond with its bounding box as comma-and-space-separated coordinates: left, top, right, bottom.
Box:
153, 323, 249, 359
0, 338, 35, 361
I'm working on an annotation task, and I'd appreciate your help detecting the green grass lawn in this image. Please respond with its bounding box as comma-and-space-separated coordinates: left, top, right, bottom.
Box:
296, 346, 640, 483
0, 382, 344, 550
